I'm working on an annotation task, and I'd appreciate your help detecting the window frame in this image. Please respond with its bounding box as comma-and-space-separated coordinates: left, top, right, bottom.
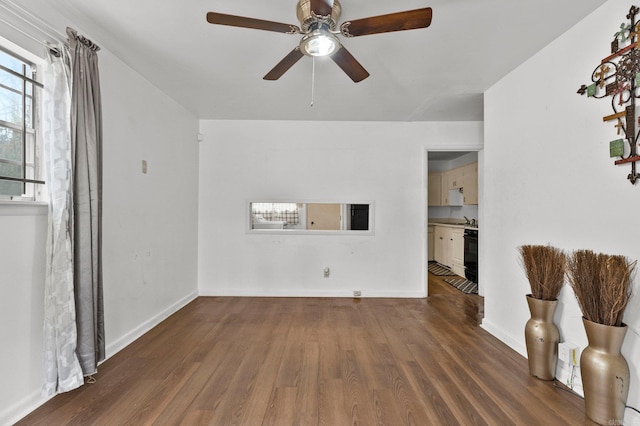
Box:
0, 43, 44, 202
247, 200, 376, 235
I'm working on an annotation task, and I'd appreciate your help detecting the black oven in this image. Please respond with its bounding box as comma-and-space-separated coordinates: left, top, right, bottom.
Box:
464, 228, 478, 283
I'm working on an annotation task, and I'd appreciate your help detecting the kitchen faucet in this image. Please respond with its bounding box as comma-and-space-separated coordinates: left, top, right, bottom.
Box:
464, 216, 471, 225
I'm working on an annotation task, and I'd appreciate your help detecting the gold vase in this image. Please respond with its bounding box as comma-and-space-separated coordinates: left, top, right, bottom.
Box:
581, 318, 629, 425
524, 295, 559, 380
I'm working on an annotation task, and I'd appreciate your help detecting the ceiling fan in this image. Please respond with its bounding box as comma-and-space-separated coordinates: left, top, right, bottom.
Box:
206, 0, 433, 83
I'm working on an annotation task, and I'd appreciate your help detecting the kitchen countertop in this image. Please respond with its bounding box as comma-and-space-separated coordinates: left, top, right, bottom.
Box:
428, 220, 478, 230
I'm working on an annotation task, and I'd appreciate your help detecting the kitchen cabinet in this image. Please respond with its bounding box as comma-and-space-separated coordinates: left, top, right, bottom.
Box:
429, 162, 478, 206
451, 228, 465, 276
428, 225, 435, 261
447, 167, 464, 189
462, 162, 478, 205
428, 172, 444, 206
433, 224, 465, 276
434, 225, 453, 267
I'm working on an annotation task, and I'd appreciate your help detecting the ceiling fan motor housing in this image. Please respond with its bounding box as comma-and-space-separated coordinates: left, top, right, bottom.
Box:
296, 0, 342, 32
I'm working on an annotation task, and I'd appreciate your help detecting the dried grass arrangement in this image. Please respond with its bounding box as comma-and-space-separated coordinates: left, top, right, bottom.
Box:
566, 250, 635, 327
519, 245, 566, 300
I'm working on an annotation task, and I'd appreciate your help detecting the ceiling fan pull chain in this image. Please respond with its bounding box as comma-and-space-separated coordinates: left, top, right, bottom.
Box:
311, 56, 315, 107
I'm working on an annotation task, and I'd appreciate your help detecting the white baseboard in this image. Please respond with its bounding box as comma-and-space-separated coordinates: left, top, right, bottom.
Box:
1, 290, 198, 426
480, 318, 527, 358
105, 290, 198, 357
197, 288, 426, 298
1, 391, 51, 426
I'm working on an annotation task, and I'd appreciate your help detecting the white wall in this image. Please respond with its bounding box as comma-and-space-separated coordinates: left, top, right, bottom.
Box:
198, 120, 482, 298
0, 204, 47, 425
0, 12, 200, 425
484, 0, 640, 419
99, 48, 199, 355
428, 204, 479, 221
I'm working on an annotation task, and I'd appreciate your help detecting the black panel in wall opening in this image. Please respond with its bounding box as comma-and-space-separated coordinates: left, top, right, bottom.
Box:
350, 204, 369, 230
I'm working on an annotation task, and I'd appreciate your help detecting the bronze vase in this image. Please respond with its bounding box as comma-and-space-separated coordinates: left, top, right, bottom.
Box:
524, 295, 559, 380
581, 318, 629, 425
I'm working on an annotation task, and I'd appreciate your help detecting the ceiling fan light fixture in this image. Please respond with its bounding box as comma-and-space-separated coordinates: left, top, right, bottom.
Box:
299, 29, 340, 57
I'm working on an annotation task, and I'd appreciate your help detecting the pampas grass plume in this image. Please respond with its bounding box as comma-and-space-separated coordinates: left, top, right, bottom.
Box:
567, 250, 635, 327
519, 245, 566, 300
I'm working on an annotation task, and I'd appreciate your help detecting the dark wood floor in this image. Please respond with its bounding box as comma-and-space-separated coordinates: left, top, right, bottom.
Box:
18, 274, 589, 425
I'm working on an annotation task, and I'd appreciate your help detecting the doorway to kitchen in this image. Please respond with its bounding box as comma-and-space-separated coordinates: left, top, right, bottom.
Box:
426, 150, 483, 322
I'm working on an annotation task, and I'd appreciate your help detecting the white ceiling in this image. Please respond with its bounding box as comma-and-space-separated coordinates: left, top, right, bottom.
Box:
29, 0, 606, 121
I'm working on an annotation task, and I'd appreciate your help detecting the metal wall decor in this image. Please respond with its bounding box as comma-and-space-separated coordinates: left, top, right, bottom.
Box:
578, 5, 640, 184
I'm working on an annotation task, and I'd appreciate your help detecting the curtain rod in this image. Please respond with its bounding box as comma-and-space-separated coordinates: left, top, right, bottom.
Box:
0, 16, 62, 54
0, 0, 67, 41
0, 0, 67, 50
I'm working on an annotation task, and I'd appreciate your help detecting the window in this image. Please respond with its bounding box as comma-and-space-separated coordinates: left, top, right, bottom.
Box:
0, 46, 42, 200
251, 202, 300, 226
248, 201, 374, 233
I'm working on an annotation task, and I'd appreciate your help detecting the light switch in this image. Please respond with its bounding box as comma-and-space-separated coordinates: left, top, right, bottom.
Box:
142, 160, 148, 174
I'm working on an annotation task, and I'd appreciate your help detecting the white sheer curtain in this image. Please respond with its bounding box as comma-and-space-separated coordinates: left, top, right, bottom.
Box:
41, 44, 84, 396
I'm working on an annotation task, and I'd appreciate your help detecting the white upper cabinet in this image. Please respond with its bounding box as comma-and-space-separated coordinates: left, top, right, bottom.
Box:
462, 162, 478, 205
428, 162, 478, 206
428, 172, 444, 206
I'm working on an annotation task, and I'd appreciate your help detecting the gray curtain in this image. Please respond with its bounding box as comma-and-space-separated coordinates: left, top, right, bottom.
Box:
67, 27, 105, 375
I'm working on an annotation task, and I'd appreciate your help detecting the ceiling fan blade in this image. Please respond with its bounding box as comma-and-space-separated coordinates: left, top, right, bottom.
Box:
330, 46, 369, 83
340, 8, 433, 37
310, 0, 334, 16
207, 12, 300, 34
263, 47, 305, 80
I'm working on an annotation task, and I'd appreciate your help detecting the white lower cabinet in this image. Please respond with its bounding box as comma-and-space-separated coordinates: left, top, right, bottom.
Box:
433, 225, 465, 276
434, 225, 453, 267
428, 225, 435, 261
451, 228, 465, 276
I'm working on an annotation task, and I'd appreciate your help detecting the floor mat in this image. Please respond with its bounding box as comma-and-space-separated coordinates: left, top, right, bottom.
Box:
443, 277, 478, 295
428, 262, 456, 276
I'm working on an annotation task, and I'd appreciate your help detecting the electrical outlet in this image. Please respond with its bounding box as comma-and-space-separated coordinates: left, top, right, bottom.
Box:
353, 290, 361, 297
323, 267, 330, 278
558, 342, 571, 363
558, 342, 579, 366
